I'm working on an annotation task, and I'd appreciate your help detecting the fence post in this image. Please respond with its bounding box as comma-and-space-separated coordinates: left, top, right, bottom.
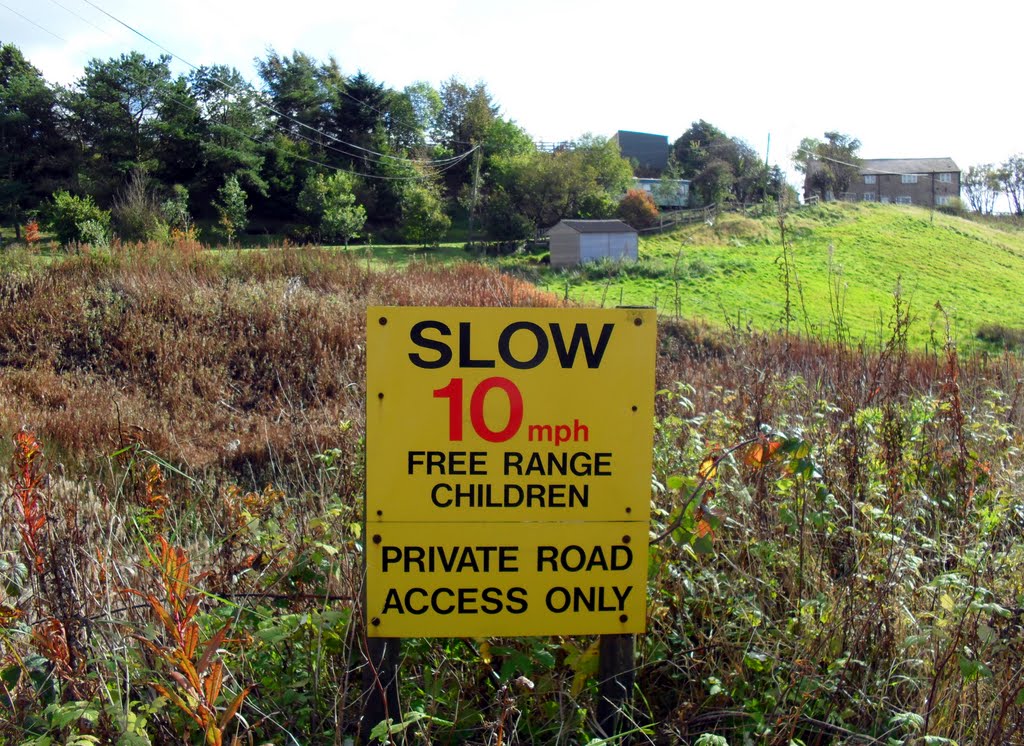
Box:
596, 633, 636, 740
361, 636, 401, 745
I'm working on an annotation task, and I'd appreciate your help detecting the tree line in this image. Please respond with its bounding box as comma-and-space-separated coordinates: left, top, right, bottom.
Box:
1, 42, 783, 246
962, 159, 1024, 216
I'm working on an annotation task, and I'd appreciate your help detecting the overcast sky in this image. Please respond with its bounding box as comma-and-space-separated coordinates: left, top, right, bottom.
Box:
4, 0, 1023, 189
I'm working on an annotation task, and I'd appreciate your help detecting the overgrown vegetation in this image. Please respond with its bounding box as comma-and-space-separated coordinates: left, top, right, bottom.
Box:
1, 243, 1022, 744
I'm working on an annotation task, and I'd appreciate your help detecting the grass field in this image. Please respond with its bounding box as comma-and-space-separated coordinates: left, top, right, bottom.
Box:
524, 203, 1024, 349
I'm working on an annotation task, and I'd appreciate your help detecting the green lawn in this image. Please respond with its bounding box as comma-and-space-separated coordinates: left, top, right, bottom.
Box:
528, 203, 1024, 348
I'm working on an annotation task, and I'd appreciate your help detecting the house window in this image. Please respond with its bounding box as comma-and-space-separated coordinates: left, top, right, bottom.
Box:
901, 174, 919, 184
896, 196, 912, 205
881, 195, 891, 204
863, 192, 875, 201
936, 195, 951, 206
864, 174, 877, 184
938, 172, 953, 183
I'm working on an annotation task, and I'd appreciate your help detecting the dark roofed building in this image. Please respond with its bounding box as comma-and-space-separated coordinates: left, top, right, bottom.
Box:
805, 157, 960, 207
612, 131, 669, 176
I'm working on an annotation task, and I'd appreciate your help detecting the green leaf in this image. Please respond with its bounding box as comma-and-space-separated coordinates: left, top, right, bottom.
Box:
958, 656, 993, 682
694, 735, 730, 746
743, 652, 769, 672
693, 535, 715, 555
887, 711, 924, 731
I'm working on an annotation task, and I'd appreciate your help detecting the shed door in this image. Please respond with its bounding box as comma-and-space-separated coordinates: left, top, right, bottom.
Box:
580, 234, 607, 262
608, 234, 630, 260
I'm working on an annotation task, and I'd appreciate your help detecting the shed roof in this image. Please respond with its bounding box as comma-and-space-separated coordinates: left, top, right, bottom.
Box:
860, 158, 959, 175
549, 219, 636, 235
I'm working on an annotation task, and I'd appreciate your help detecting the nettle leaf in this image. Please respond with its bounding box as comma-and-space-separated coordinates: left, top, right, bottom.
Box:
959, 656, 993, 682
693, 535, 715, 555
743, 652, 769, 672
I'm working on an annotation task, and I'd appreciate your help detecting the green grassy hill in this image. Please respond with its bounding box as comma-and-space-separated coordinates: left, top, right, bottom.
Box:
531, 203, 1024, 348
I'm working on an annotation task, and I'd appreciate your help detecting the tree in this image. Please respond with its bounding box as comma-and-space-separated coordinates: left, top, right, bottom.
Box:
434, 78, 499, 199
999, 155, 1024, 216
298, 171, 366, 246
215, 175, 248, 243
111, 169, 164, 241
692, 159, 735, 206
617, 188, 659, 228
654, 151, 685, 207
795, 132, 861, 201
256, 50, 336, 143
673, 121, 776, 205
400, 175, 450, 246
402, 81, 441, 141
963, 164, 1001, 214
65, 52, 173, 200
673, 120, 728, 176
0, 44, 72, 235
483, 134, 633, 238
188, 65, 269, 211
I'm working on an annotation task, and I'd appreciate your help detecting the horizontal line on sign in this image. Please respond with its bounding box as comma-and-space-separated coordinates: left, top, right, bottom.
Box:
366, 520, 650, 525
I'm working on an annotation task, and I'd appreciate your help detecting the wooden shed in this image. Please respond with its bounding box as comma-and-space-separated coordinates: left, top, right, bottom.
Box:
546, 220, 639, 268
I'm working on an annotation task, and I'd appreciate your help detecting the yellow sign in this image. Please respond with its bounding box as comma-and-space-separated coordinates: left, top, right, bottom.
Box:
365, 522, 648, 637
365, 307, 655, 637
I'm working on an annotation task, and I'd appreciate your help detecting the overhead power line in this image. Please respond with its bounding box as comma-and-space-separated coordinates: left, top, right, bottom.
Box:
0, 0, 66, 40
77, 0, 475, 168
6, 0, 477, 182
797, 147, 956, 188
4, 1, 475, 183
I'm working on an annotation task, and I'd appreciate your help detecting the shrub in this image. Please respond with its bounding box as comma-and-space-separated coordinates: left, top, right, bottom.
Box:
976, 323, 1024, 349
112, 170, 165, 241
215, 175, 249, 244
77, 218, 110, 248
937, 196, 965, 216
617, 188, 659, 229
23, 220, 41, 245
44, 190, 111, 246
298, 172, 366, 246
161, 184, 192, 232
400, 181, 450, 246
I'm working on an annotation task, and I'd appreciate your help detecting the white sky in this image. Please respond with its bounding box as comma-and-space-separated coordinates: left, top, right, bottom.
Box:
3, 0, 1023, 190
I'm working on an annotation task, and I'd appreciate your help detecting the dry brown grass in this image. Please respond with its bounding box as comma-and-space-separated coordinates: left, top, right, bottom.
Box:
0, 244, 563, 472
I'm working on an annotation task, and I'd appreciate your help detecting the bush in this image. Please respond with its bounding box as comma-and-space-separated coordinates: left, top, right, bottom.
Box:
937, 196, 965, 216
976, 323, 1024, 349
112, 170, 165, 241
400, 181, 450, 246
617, 188, 659, 229
298, 172, 366, 246
215, 175, 249, 244
45, 191, 111, 246
161, 184, 193, 232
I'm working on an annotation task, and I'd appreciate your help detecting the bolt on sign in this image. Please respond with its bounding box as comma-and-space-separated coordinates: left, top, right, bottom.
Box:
365, 307, 656, 637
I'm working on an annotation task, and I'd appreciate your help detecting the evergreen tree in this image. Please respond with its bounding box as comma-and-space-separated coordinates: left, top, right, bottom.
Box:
0, 44, 73, 235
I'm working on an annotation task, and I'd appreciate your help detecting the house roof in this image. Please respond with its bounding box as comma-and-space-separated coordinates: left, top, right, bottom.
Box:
550, 219, 636, 234
860, 158, 959, 175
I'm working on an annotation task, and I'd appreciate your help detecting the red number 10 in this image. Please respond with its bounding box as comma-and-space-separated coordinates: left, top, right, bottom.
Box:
433, 377, 523, 442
